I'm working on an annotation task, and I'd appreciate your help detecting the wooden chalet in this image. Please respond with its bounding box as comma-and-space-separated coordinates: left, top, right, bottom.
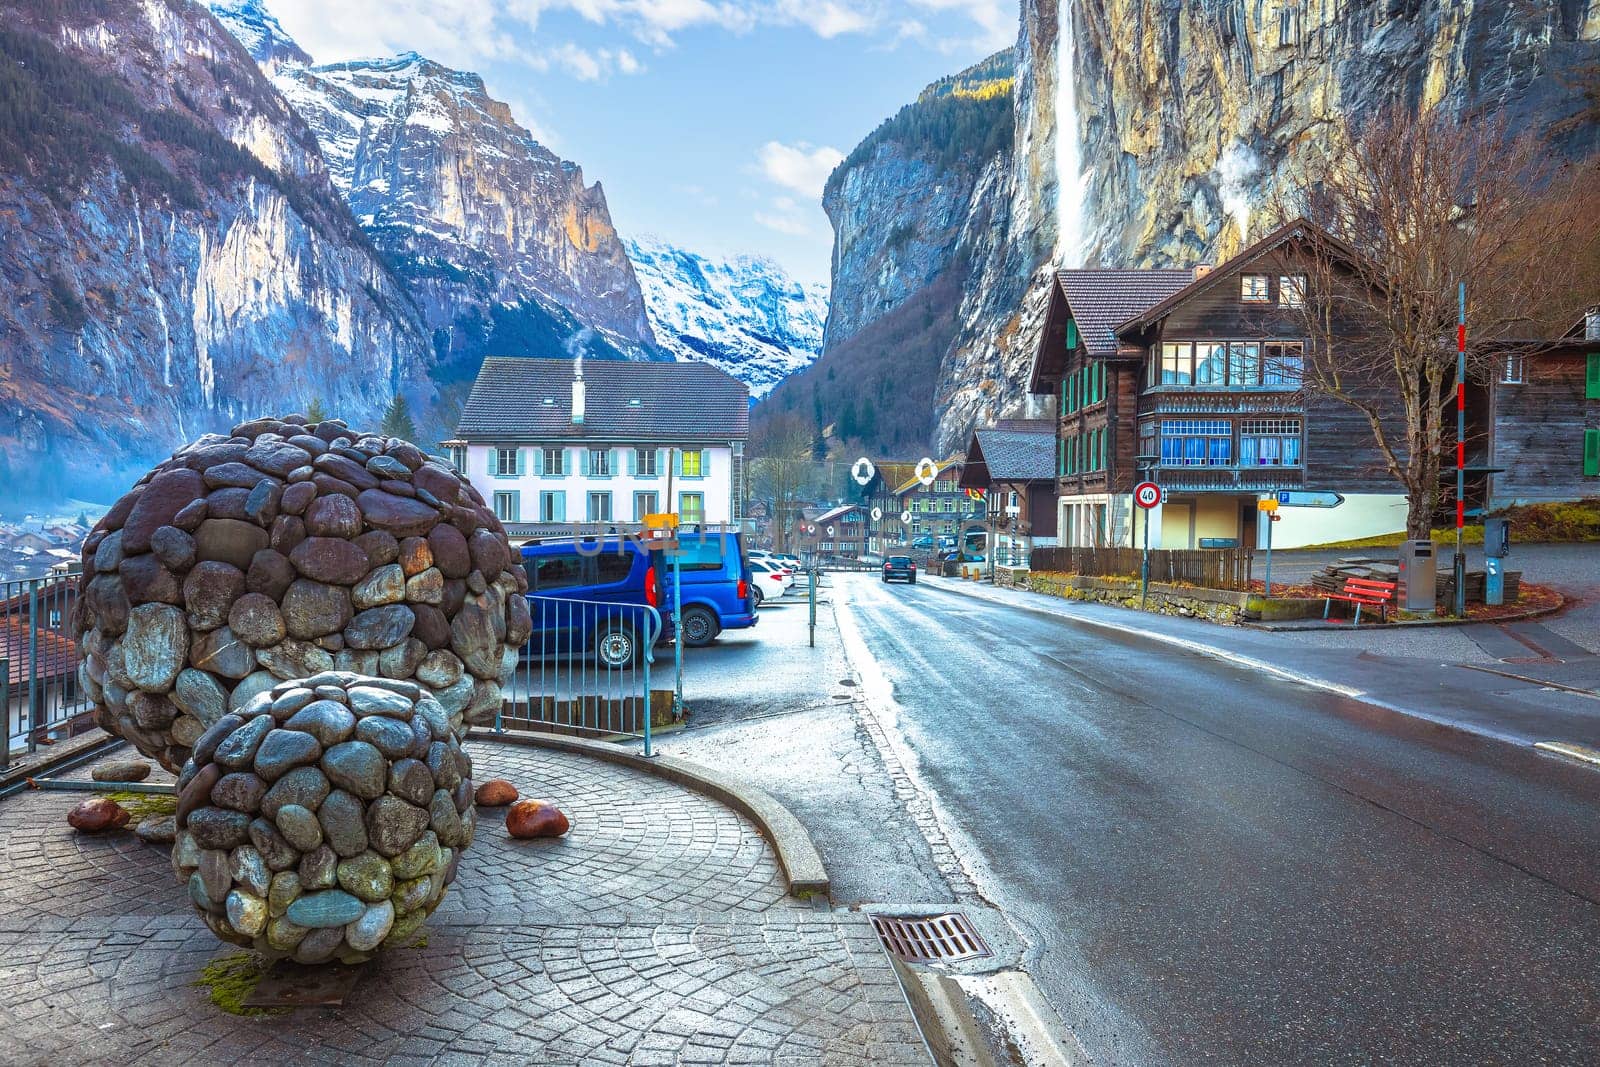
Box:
958, 421, 1059, 566
1028, 219, 1412, 550
1487, 312, 1600, 506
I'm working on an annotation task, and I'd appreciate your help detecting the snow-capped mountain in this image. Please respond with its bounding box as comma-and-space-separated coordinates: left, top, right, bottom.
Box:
626, 238, 826, 398
207, 0, 309, 71
210, 2, 657, 383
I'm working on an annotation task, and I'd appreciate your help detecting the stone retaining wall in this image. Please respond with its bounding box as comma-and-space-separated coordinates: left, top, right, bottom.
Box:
997, 571, 1251, 624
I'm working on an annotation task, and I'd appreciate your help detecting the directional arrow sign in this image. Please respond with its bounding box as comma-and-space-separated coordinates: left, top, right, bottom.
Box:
1276, 490, 1345, 508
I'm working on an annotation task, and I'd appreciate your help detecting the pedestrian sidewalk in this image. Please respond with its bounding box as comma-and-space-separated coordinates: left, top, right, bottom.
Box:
923, 574, 1600, 754
0, 739, 928, 1066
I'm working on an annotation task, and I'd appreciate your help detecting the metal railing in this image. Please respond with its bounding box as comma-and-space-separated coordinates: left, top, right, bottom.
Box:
1029, 546, 1255, 591
3, 574, 92, 767
494, 596, 667, 755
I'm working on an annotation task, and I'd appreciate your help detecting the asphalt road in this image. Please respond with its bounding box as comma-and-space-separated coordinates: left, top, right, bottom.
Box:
834, 573, 1600, 1066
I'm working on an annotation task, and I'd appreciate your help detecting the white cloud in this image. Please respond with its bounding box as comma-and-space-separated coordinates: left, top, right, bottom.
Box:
540, 42, 647, 80
754, 195, 813, 235
757, 141, 845, 198
264, 0, 514, 67
906, 0, 1013, 51
773, 0, 877, 38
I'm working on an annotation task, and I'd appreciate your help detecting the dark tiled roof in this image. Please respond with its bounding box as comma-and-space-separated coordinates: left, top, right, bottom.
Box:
1058, 269, 1193, 356
973, 429, 1055, 480
456, 357, 750, 442
1116, 218, 1364, 332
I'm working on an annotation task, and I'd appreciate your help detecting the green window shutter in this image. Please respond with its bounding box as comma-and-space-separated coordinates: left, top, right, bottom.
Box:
580, 449, 590, 477
701, 450, 711, 478
1587, 353, 1600, 400
1585, 429, 1600, 477
626, 448, 637, 476
515, 449, 525, 477
1066, 319, 1080, 351
532, 448, 543, 477
1057, 436, 1065, 476
656, 448, 667, 477
610, 449, 619, 477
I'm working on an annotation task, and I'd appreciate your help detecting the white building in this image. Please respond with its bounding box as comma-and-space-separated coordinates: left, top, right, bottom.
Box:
449, 357, 749, 537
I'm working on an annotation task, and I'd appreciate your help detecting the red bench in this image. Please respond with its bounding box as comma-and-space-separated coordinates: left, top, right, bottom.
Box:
1322, 577, 1397, 625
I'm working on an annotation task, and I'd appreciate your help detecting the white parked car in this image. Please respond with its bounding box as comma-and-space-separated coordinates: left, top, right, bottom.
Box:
748, 560, 791, 605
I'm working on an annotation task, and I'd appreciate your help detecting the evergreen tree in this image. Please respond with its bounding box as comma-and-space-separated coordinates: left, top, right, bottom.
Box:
306, 397, 328, 423
380, 394, 417, 441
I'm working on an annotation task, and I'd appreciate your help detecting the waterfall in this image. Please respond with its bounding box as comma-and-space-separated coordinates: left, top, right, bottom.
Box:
1055, 0, 1086, 267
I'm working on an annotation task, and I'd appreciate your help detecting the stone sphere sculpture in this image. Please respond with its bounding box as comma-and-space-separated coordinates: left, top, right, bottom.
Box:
171, 672, 474, 963
72, 414, 531, 772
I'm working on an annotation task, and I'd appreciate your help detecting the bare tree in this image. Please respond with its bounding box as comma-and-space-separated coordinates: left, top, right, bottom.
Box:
1280, 105, 1600, 537
746, 412, 815, 552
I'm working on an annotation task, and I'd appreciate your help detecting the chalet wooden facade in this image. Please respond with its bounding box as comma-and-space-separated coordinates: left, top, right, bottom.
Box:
958, 421, 1059, 565
1029, 221, 1408, 550
1488, 315, 1600, 506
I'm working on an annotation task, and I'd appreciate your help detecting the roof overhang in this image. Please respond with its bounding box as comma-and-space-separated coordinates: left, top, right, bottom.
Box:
1028, 275, 1071, 394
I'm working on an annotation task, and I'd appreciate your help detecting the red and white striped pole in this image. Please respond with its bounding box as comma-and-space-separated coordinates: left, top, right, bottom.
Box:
1454, 283, 1467, 616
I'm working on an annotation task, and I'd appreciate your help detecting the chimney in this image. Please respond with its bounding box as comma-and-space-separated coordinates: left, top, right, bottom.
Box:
1193, 264, 1213, 280
571, 358, 586, 425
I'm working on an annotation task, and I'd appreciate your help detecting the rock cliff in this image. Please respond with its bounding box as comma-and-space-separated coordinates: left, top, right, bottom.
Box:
1068, 0, 1600, 265
626, 238, 826, 398
270, 51, 659, 382
0, 0, 432, 507
799, 0, 1600, 458
763, 50, 1054, 457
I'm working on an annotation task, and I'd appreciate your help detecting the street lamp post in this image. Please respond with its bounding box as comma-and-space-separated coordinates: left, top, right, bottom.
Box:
1135, 454, 1159, 610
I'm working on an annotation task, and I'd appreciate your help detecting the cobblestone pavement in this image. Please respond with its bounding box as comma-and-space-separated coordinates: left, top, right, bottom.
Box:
0, 741, 928, 1066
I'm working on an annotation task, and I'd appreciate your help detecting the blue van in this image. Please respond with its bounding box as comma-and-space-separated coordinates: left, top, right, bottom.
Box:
520, 537, 666, 668
665, 530, 757, 646
519, 531, 755, 666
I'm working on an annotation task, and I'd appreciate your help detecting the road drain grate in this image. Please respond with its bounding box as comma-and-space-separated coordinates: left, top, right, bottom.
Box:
871, 912, 991, 964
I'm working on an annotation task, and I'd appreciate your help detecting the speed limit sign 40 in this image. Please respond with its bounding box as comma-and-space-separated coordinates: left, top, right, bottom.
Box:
1134, 481, 1161, 509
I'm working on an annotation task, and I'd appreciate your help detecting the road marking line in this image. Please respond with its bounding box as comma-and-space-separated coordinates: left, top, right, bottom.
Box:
1534, 741, 1600, 770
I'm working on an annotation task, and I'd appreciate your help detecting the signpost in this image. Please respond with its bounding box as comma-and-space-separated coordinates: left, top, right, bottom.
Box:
1257, 497, 1280, 597
1454, 283, 1468, 617
1275, 490, 1344, 508
1133, 481, 1160, 608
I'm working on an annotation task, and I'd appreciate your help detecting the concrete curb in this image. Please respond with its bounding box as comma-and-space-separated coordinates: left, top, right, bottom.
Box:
465, 728, 831, 897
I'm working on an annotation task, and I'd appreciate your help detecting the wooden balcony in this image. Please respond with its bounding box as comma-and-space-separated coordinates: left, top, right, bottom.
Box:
1149, 466, 1306, 492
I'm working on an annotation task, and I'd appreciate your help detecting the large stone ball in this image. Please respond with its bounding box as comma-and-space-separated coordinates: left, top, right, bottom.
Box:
171, 672, 474, 963
72, 415, 530, 771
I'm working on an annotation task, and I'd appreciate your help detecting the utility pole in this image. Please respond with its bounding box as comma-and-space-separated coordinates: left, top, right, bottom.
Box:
1454, 283, 1468, 617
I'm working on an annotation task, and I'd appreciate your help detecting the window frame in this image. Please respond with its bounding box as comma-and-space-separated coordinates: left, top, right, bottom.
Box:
678, 491, 705, 524
587, 448, 612, 478
1241, 274, 1271, 303
538, 490, 565, 523
542, 447, 566, 476
1500, 351, 1526, 385
1278, 274, 1306, 308
492, 490, 520, 522
493, 447, 520, 478
633, 491, 659, 521
1238, 418, 1304, 468
635, 448, 659, 478
680, 449, 705, 479
586, 490, 613, 523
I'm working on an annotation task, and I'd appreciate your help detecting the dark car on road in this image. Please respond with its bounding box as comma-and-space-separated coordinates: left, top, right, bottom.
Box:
882, 555, 918, 584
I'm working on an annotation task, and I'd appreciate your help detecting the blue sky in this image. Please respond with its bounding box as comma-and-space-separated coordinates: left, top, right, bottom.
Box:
258, 1, 1014, 286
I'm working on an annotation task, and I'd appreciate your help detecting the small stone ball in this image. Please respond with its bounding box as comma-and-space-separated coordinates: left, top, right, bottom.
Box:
170, 673, 473, 963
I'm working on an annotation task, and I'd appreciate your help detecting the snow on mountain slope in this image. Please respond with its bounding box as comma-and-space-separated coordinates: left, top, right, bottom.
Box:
626, 238, 826, 398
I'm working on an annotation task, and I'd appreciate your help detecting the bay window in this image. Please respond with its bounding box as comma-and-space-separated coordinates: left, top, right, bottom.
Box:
1239, 418, 1303, 466
1159, 419, 1233, 467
